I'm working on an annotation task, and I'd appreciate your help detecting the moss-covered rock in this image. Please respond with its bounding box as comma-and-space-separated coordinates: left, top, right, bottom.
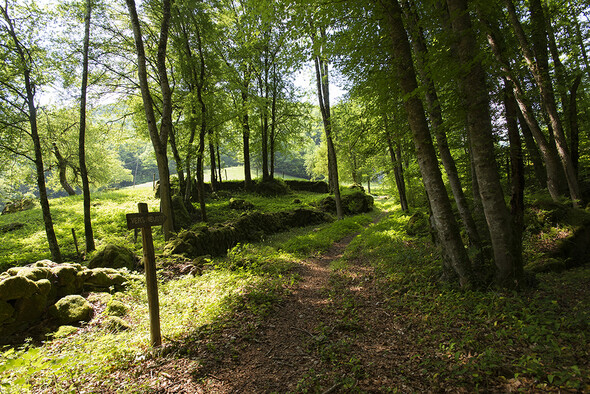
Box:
53, 325, 78, 338
254, 179, 290, 196
88, 244, 138, 271
18, 266, 53, 281
0, 222, 25, 234
0, 276, 39, 301
50, 295, 93, 325
14, 293, 47, 322
35, 279, 52, 297
82, 268, 128, 291
104, 299, 129, 317
102, 316, 131, 332
317, 191, 374, 215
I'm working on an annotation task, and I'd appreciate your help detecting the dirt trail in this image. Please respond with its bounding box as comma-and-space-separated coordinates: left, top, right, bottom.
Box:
133, 222, 428, 393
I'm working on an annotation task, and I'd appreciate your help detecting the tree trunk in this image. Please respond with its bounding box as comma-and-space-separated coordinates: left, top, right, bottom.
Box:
312, 26, 343, 219
403, 0, 482, 253
79, 0, 94, 253
481, 15, 563, 201
381, 0, 471, 286
217, 144, 222, 183
1, 5, 62, 263
242, 88, 252, 190
209, 137, 217, 190
169, 125, 185, 191
505, 80, 525, 244
517, 110, 546, 189
126, 0, 175, 240
505, 0, 582, 206
569, 75, 582, 177
448, 0, 523, 287
53, 143, 76, 196
384, 118, 409, 212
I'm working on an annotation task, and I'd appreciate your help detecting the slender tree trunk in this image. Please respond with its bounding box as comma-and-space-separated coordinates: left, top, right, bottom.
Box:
53, 143, 76, 196
448, 0, 523, 287
1, 5, 62, 263
381, 0, 471, 286
241, 88, 252, 189
194, 23, 207, 221
517, 110, 546, 189
481, 15, 563, 201
169, 125, 185, 191
404, 0, 482, 253
79, 0, 94, 253
270, 73, 278, 180
569, 75, 582, 177
384, 118, 409, 212
126, 0, 175, 239
216, 144, 222, 183
505, 0, 582, 206
313, 48, 343, 219
209, 137, 217, 190
505, 80, 525, 244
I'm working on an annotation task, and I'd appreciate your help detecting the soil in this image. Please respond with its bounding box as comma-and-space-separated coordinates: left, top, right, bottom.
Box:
119, 219, 444, 393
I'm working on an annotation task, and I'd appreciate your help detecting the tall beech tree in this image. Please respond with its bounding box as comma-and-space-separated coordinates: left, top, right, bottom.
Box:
446, 0, 523, 287
380, 0, 472, 287
126, 0, 175, 239
0, 2, 62, 263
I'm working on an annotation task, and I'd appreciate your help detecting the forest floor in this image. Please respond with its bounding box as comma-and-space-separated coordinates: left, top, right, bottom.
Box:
114, 215, 498, 393
124, 225, 427, 392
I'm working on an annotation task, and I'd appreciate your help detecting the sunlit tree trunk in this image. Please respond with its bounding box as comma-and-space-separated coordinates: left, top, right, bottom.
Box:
53, 143, 76, 196
126, 0, 175, 239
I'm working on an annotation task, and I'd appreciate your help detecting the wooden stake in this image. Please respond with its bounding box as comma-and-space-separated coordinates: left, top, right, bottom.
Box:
126, 203, 166, 347
71, 228, 80, 261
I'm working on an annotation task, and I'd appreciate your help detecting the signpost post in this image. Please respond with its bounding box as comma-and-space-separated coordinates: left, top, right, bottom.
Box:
126, 203, 166, 347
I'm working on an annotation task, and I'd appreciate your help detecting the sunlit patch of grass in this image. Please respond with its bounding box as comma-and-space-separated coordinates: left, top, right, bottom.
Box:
281, 214, 373, 256
0, 187, 161, 270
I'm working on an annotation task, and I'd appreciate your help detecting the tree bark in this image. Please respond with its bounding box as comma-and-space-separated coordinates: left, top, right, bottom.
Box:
241, 78, 252, 189
79, 0, 95, 253
381, 0, 471, 286
505, 80, 525, 244
384, 116, 409, 212
312, 26, 343, 219
126, 0, 175, 239
517, 110, 546, 189
447, 0, 523, 287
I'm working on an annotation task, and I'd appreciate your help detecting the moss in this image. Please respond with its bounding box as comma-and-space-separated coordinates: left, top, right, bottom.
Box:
104, 299, 129, 317
50, 295, 93, 325
0, 275, 39, 301
53, 325, 78, 338
102, 316, 131, 332
88, 244, 138, 271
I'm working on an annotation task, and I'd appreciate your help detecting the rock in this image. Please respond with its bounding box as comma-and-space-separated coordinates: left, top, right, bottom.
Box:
104, 299, 129, 317
0, 276, 39, 301
172, 195, 200, 230
50, 295, 93, 325
17, 266, 53, 281
0, 300, 14, 323
35, 279, 52, 297
83, 268, 128, 291
102, 316, 131, 332
51, 265, 81, 287
14, 293, 47, 322
88, 244, 138, 271
53, 325, 78, 338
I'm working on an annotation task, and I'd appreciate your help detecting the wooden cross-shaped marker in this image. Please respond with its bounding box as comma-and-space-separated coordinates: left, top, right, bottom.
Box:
126, 203, 167, 347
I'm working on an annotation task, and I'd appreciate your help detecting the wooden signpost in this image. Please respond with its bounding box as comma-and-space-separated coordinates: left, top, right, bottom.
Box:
126, 203, 166, 347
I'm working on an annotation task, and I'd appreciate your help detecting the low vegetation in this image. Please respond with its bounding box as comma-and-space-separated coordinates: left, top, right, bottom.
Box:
0, 190, 588, 392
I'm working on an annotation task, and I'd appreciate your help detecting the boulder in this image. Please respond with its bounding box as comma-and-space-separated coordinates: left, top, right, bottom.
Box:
88, 244, 138, 271
0, 222, 25, 234
83, 268, 127, 291
0, 276, 39, 301
50, 295, 93, 325
104, 299, 129, 317
14, 293, 47, 322
0, 300, 14, 323
18, 266, 53, 281
1, 198, 35, 215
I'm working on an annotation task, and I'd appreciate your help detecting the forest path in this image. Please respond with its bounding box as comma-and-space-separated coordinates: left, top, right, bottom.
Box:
136, 211, 428, 393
